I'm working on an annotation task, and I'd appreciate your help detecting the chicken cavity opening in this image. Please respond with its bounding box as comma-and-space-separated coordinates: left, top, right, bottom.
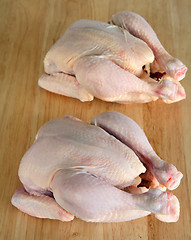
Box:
142, 64, 166, 82
124, 168, 167, 195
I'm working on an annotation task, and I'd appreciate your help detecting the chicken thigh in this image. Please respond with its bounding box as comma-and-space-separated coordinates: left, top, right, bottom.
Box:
11, 112, 183, 223
39, 11, 187, 103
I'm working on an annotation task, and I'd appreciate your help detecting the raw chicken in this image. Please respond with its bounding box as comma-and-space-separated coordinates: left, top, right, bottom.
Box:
11, 112, 183, 223
38, 11, 187, 103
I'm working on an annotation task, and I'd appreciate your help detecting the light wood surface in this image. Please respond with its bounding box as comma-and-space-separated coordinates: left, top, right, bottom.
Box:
0, 0, 191, 239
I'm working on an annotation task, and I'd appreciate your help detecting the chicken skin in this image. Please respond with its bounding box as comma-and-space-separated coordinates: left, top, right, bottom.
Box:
11, 112, 183, 223
39, 11, 187, 103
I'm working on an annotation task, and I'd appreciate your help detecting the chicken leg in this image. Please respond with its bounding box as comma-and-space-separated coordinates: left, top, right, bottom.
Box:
74, 56, 179, 103
51, 169, 179, 222
111, 11, 187, 81
91, 111, 183, 190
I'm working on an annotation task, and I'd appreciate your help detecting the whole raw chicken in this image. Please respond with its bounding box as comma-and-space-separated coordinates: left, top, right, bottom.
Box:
11, 112, 183, 222
39, 11, 187, 103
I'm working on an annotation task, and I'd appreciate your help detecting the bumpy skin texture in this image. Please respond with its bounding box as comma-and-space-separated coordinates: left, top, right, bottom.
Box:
11, 112, 182, 223
38, 11, 187, 103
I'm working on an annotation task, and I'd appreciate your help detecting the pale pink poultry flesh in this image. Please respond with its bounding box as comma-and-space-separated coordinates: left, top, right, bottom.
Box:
11, 112, 183, 223
39, 11, 187, 103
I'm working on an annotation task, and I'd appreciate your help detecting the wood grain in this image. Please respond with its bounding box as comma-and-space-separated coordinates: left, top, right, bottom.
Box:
0, 0, 191, 239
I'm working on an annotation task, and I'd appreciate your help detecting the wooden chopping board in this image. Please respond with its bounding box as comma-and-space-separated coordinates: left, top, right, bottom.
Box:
0, 0, 190, 239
